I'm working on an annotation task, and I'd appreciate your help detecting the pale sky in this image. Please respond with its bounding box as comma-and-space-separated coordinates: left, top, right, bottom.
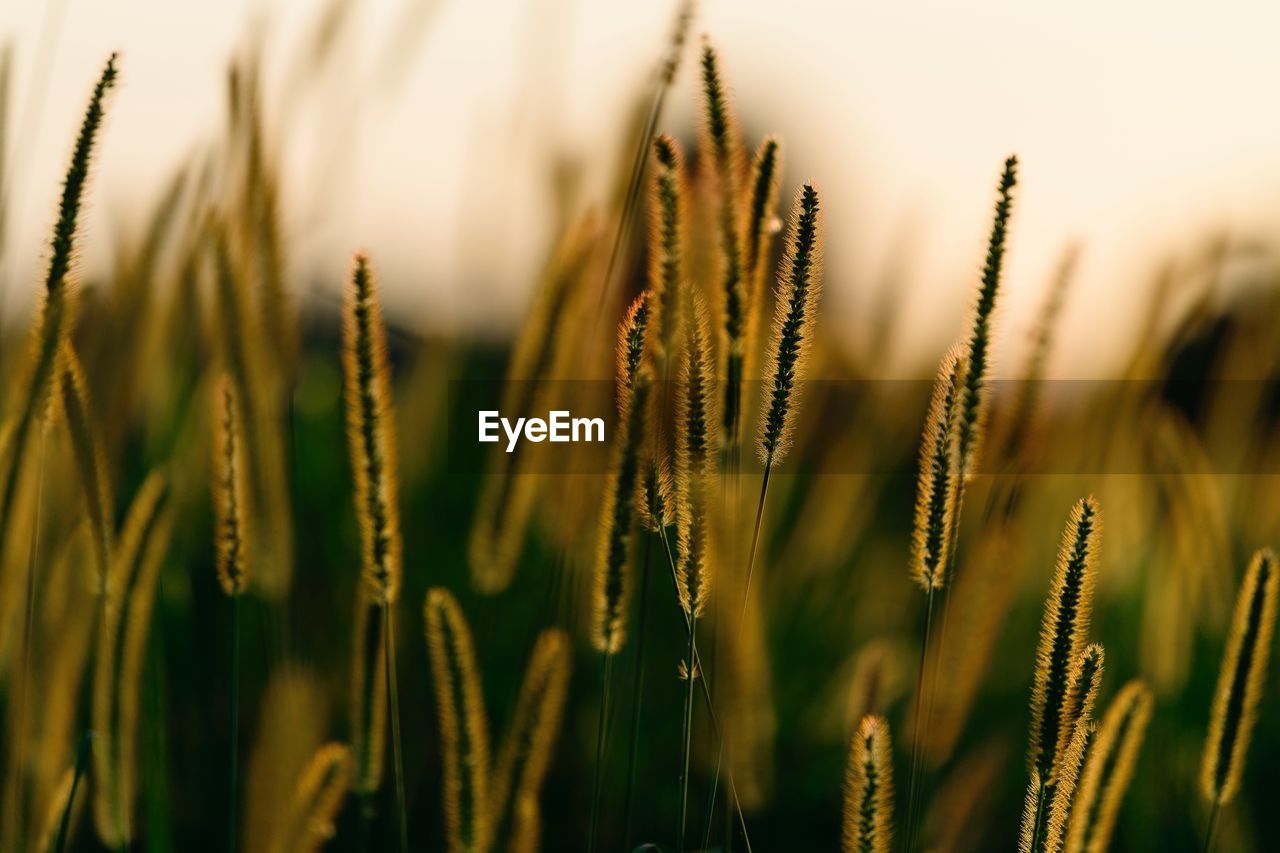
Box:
3, 0, 1280, 377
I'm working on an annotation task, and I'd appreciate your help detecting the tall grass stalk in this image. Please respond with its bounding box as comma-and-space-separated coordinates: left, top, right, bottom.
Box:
902, 347, 963, 852
591, 0, 694, 327
342, 253, 407, 852
1199, 548, 1277, 852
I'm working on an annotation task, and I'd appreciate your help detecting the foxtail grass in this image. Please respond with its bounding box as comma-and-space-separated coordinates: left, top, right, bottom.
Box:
1199, 548, 1277, 851
903, 347, 965, 847
1065, 680, 1153, 853
425, 588, 492, 853
212, 373, 249, 853
698, 39, 747, 447
272, 743, 353, 853
843, 715, 895, 853
343, 253, 408, 852
1017, 770, 1043, 853
213, 374, 250, 597
745, 183, 821, 615
955, 155, 1017, 482
343, 253, 402, 605
675, 291, 717, 852
492, 628, 572, 851
1041, 648, 1102, 853
742, 137, 782, 382
92, 472, 171, 849
1022, 498, 1101, 853
1028, 498, 1101, 781
647, 134, 687, 371
589, 294, 652, 850
1, 58, 116, 843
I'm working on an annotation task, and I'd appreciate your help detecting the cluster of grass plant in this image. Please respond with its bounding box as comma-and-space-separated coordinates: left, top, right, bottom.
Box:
1, 6, 1279, 853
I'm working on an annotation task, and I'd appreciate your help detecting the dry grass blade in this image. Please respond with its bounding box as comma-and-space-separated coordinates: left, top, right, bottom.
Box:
843, 715, 894, 853
425, 588, 492, 853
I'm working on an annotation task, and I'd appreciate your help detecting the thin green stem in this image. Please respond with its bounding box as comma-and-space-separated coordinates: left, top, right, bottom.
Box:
383, 602, 409, 853
588, 651, 615, 852
622, 536, 654, 849
227, 593, 242, 853
54, 731, 93, 853
678, 614, 699, 853
902, 587, 936, 853
657, 526, 753, 853
738, 459, 772, 633
1202, 801, 1220, 853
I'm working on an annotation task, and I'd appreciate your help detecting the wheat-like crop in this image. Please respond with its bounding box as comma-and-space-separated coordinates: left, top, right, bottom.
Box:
425, 588, 493, 853
843, 715, 895, 853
